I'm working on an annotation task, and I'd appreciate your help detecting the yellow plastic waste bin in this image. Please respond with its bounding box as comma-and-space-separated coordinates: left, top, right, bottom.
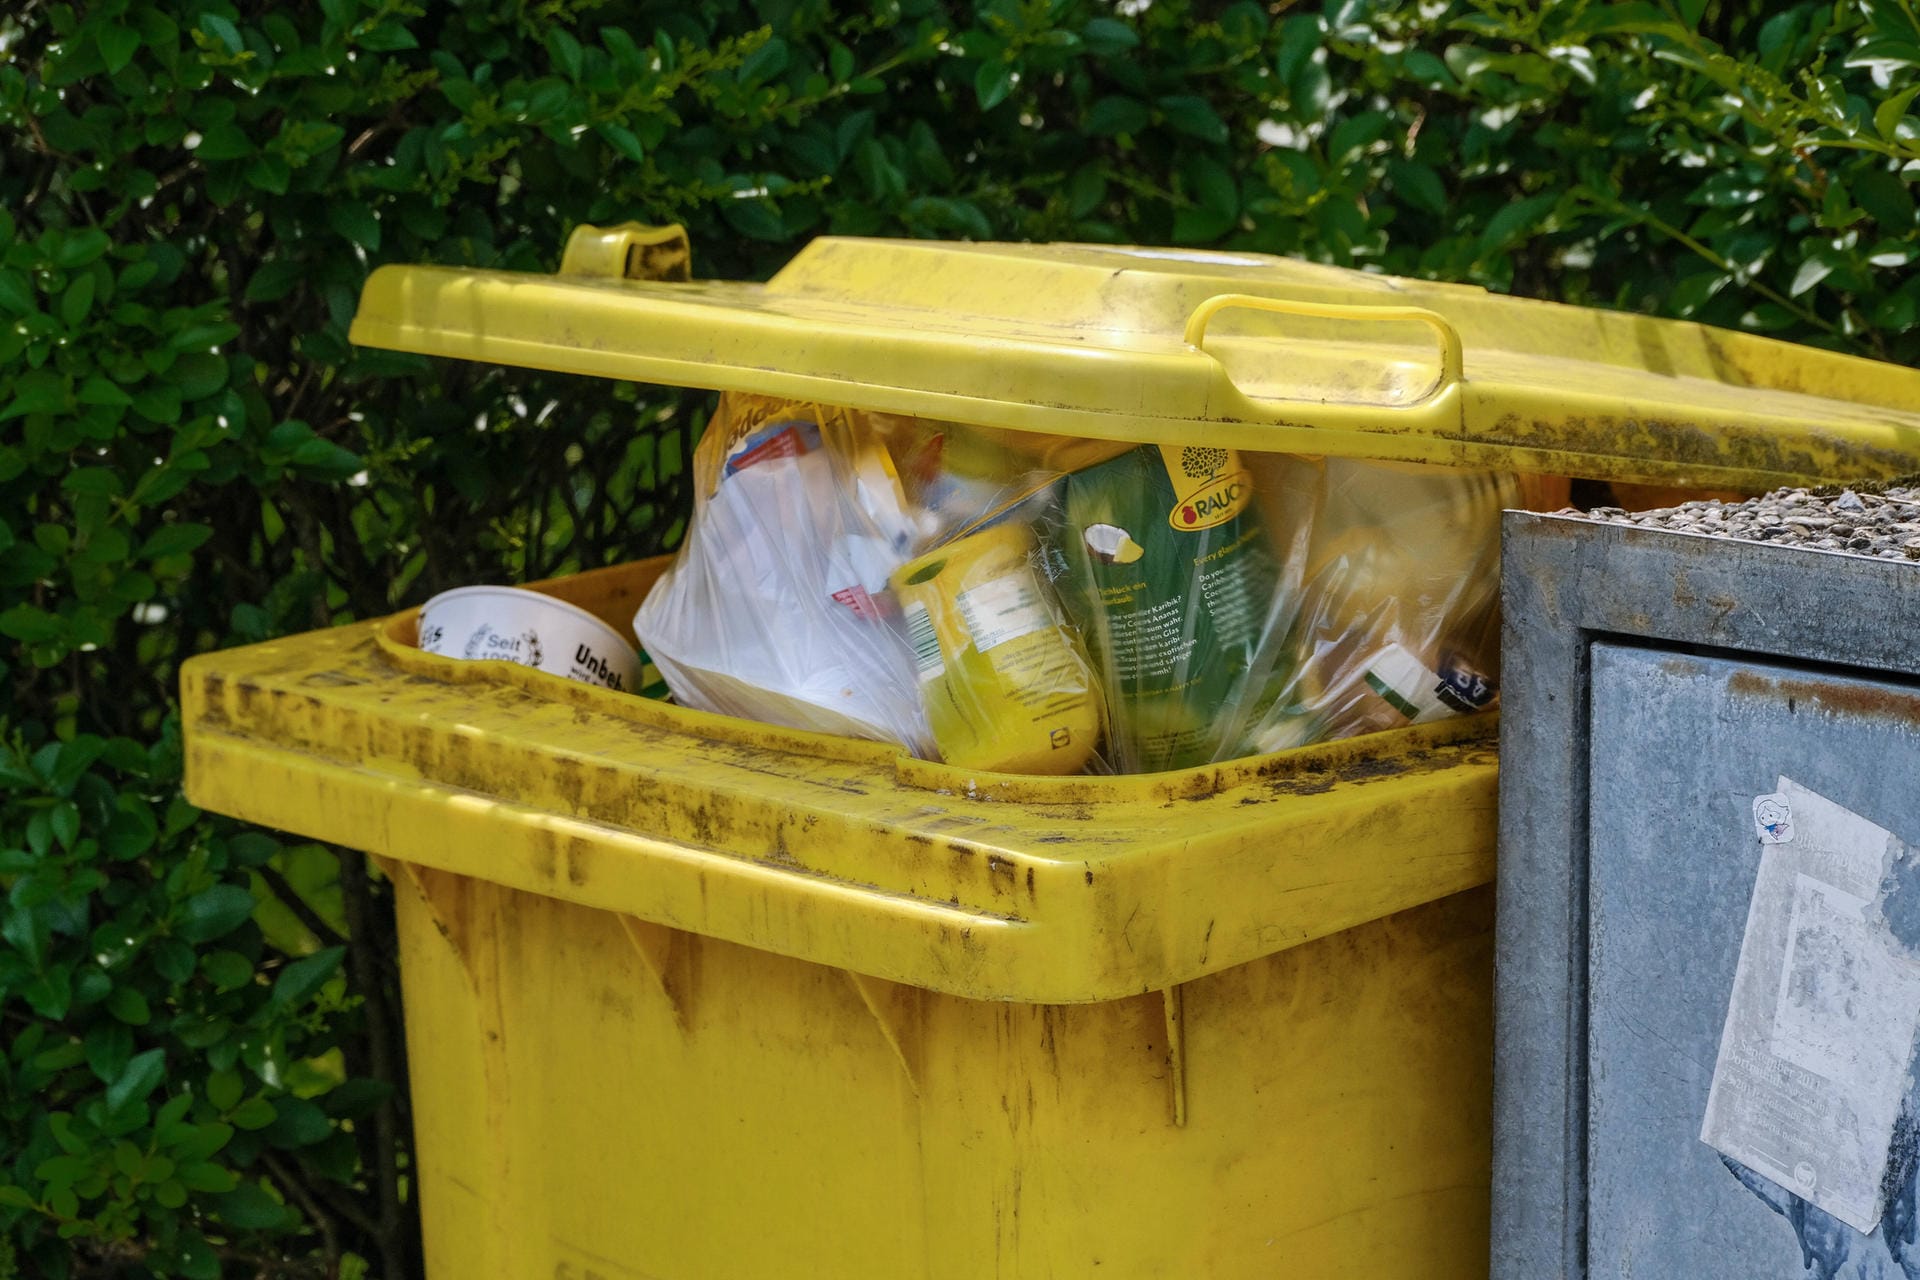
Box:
180, 225, 1920, 1280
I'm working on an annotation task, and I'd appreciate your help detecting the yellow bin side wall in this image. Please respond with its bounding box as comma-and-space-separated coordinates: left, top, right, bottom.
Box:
395, 872, 1491, 1280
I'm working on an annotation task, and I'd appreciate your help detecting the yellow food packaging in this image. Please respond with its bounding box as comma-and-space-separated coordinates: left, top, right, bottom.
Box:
890, 524, 1102, 775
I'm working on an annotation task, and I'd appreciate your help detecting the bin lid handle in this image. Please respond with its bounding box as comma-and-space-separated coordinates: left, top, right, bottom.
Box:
560, 222, 693, 282
1183, 293, 1465, 413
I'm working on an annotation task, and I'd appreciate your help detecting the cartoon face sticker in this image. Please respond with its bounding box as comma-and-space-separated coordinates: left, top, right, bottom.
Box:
1754, 794, 1795, 844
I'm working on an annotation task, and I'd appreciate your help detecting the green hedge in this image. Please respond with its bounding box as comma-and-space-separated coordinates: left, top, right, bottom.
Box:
3, 0, 1917, 1274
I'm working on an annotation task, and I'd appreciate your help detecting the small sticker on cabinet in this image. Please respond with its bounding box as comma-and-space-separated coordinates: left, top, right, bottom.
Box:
1754, 791, 1795, 844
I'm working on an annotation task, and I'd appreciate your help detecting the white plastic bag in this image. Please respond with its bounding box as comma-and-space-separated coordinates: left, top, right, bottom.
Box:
632, 396, 934, 754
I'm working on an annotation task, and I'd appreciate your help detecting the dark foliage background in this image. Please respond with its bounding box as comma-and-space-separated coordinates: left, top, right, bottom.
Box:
4, 0, 1917, 1273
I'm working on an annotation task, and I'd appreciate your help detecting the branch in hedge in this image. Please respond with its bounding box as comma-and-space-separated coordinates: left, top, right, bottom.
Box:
256, 862, 350, 953
260, 1149, 342, 1268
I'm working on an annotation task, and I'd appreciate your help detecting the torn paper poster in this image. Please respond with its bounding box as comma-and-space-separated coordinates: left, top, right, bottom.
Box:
1702, 777, 1920, 1235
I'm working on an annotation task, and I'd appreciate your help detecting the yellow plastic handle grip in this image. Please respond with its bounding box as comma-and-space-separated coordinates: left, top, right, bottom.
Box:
560, 222, 693, 282
1182, 293, 1465, 409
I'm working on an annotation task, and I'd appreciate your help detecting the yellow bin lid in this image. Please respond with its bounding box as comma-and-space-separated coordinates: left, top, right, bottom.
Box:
348, 222, 1920, 489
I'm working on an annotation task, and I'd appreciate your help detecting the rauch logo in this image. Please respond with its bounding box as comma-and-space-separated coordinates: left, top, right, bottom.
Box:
1170, 471, 1252, 532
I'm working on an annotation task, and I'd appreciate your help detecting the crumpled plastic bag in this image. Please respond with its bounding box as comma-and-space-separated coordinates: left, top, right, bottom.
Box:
1241, 456, 1558, 752
632, 395, 934, 754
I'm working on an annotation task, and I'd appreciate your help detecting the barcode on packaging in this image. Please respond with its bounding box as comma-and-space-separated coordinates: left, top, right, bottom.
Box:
905, 602, 945, 681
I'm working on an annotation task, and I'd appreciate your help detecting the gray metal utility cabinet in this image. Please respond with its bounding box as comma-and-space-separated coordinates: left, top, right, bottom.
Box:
1495, 510, 1920, 1279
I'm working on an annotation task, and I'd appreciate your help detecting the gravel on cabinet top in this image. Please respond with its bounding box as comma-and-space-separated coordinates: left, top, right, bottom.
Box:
1567, 483, 1920, 561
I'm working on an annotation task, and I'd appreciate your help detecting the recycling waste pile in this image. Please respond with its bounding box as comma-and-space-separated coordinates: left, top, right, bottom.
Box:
436, 391, 1548, 776
178, 225, 1920, 1280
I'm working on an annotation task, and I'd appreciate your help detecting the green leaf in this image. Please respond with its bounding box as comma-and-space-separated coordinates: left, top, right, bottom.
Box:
216, 1180, 294, 1230
1274, 14, 1321, 83
1159, 95, 1229, 145
77, 375, 132, 407
50, 802, 79, 850
0, 269, 35, 315
4, 904, 49, 970
596, 123, 645, 164
153, 939, 195, 983
173, 1122, 235, 1163
975, 61, 1013, 111
1477, 192, 1559, 255
327, 202, 381, 252
107, 985, 152, 1025
179, 1160, 239, 1193
97, 25, 142, 75
1846, 37, 1920, 77
1329, 110, 1391, 164
1400, 49, 1454, 87
246, 155, 291, 195
1081, 18, 1139, 56
1855, 170, 1917, 230
22, 969, 72, 1020
737, 34, 787, 84
55, 229, 111, 268
132, 385, 183, 424
1285, 49, 1330, 118
1188, 156, 1239, 217
170, 320, 241, 351
264, 1096, 332, 1147
1173, 206, 1237, 243
64, 467, 123, 497
1875, 288, 1920, 331
87, 1021, 134, 1082
245, 257, 307, 304
1877, 86, 1920, 141
1790, 253, 1836, 297
201, 949, 253, 991
1388, 159, 1447, 215
226, 832, 281, 866
106, 1048, 167, 1113
0, 604, 62, 645
359, 23, 419, 52
169, 352, 229, 400
177, 884, 256, 943
717, 197, 784, 240
194, 123, 253, 162
1086, 96, 1149, 137
199, 13, 243, 55
3, 372, 70, 420
207, 1070, 245, 1112
271, 945, 345, 1008
60, 274, 95, 328
176, 1230, 220, 1280
229, 1096, 276, 1130
320, 1077, 394, 1118
140, 523, 213, 559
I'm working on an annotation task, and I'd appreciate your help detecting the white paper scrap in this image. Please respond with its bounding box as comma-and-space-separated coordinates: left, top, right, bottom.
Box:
1702, 777, 1920, 1235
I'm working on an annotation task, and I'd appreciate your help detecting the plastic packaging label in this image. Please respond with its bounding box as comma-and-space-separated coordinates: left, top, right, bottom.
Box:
957, 573, 1052, 655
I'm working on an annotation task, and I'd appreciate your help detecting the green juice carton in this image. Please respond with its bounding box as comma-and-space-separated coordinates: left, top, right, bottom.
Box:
1045, 443, 1284, 772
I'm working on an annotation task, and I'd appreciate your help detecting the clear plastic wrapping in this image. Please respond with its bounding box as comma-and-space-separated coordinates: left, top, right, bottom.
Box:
632, 396, 934, 753
632, 394, 1539, 775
